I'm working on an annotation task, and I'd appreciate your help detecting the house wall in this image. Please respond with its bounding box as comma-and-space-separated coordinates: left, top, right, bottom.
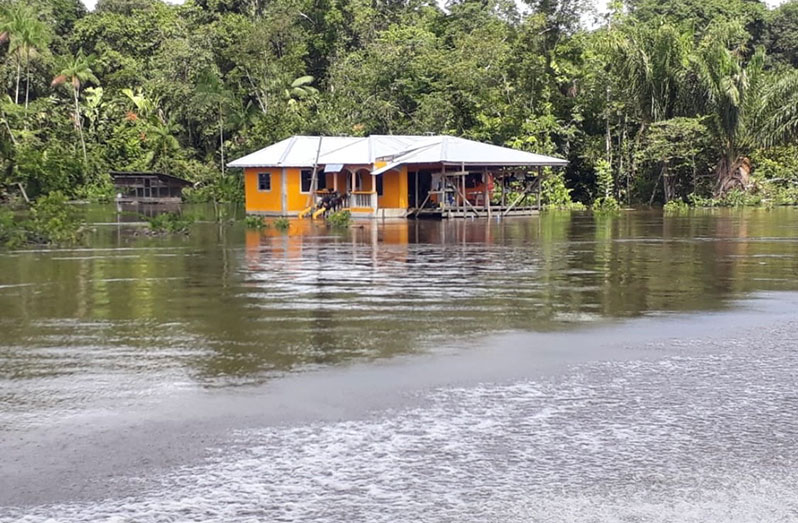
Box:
246, 164, 409, 215
285, 168, 312, 212
245, 168, 282, 213
379, 166, 408, 209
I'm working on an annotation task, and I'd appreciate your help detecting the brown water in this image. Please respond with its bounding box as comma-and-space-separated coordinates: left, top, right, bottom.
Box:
2, 206, 798, 521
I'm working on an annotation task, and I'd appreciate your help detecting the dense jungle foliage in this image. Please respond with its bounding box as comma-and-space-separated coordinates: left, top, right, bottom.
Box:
1, 0, 798, 208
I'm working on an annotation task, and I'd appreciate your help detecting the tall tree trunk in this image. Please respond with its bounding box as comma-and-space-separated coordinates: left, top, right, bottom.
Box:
24, 52, 30, 112
219, 106, 225, 175
661, 159, 676, 203
74, 88, 88, 167
14, 59, 21, 105
605, 87, 612, 164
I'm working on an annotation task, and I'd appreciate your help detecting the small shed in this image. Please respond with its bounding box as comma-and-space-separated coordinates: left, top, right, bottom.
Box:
110, 171, 193, 203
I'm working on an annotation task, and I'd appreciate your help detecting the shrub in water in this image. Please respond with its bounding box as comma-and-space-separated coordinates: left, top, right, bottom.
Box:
273, 218, 290, 231
663, 199, 690, 214
325, 210, 352, 229
592, 159, 620, 214
0, 192, 86, 247
28, 192, 85, 244
245, 215, 269, 229
146, 212, 194, 234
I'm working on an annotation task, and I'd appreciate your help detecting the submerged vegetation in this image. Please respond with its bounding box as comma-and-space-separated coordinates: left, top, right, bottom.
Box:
244, 215, 268, 229
145, 212, 194, 234
325, 210, 352, 229
0, 191, 84, 246
0, 0, 795, 212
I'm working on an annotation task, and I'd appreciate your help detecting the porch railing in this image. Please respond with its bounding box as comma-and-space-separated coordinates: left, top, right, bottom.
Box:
351, 191, 376, 208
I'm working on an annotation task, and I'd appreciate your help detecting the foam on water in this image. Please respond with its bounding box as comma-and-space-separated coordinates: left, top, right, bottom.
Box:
6, 323, 798, 522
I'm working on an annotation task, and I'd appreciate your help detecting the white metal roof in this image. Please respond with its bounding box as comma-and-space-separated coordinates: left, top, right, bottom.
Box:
227, 134, 568, 170
318, 135, 438, 165
226, 136, 360, 168
371, 136, 568, 174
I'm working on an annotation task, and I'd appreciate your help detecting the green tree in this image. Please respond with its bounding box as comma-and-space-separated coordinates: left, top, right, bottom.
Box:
0, 4, 52, 108
764, 0, 798, 67
194, 69, 235, 174
51, 50, 99, 167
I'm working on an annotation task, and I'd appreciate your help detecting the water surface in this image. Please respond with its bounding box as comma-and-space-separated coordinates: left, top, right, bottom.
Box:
2, 207, 798, 520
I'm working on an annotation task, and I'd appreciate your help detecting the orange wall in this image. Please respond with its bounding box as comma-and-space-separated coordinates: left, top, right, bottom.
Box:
245, 168, 281, 213
285, 168, 312, 212
379, 166, 408, 209
245, 165, 409, 213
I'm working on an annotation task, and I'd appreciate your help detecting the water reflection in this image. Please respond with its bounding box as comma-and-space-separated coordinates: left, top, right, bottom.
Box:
2, 207, 798, 428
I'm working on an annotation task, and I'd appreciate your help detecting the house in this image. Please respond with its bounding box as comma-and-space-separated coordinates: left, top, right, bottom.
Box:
111, 171, 193, 203
227, 135, 568, 218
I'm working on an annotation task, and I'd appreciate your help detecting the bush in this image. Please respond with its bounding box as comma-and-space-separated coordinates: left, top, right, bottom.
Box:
0, 207, 23, 247
73, 178, 116, 203
273, 217, 290, 231
540, 170, 585, 210
245, 215, 269, 229
750, 145, 798, 182
325, 210, 352, 228
592, 159, 620, 213
146, 212, 194, 234
688, 189, 763, 208
687, 193, 720, 207
592, 196, 621, 214
664, 199, 690, 214
181, 165, 244, 204
27, 192, 85, 244
761, 183, 798, 206
0, 192, 86, 247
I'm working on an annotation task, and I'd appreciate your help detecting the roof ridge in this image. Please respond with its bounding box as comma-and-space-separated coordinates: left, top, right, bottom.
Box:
368, 135, 374, 163
277, 135, 298, 165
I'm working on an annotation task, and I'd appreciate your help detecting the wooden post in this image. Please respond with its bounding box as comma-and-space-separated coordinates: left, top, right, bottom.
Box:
453, 182, 482, 217
414, 170, 419, 211
537, 166, 542, 211
482, 168, 488, 217
501, 174, 506, 209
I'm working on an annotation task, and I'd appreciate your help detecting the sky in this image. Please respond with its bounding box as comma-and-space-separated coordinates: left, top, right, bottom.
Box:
80, 0, 786, 12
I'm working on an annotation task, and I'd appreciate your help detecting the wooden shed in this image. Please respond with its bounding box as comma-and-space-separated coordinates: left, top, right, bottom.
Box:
111, 171, 193, 203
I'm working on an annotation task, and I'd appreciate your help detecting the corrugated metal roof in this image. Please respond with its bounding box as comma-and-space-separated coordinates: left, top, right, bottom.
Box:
372, 136, 568, 174
227, 134, 568, 170
227, 136, 360, 168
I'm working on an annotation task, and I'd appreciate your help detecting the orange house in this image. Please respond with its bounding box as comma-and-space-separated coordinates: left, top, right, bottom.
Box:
228, 135, 568, 219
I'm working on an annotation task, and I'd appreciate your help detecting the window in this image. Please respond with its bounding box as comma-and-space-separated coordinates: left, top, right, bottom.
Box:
301, 169, 326, 192
257, 172, 271, 191
376, 174, 384, 196
465, 173, 480, 188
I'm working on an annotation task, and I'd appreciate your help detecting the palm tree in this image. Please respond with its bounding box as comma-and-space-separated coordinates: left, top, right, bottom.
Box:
145, 119, 181, 173
51, 50, 99, 166
755, 69, 798, 149
692, 21, 758, 194
608, 22, 692, 124
194, 70, 234, 175
0, 4, 51, 109
601, 20, 693, 200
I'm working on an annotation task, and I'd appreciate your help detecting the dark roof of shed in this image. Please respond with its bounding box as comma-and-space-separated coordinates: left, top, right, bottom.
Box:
109, 171, 193, 186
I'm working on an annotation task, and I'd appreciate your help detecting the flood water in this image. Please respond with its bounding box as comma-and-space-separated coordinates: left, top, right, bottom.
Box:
2, 207, 798, 521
